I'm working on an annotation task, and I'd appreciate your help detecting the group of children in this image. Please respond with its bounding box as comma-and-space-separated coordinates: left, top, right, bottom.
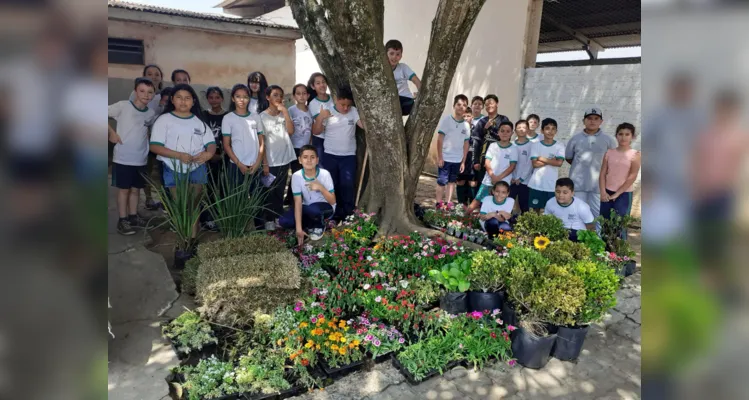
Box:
436, 96, 641, 241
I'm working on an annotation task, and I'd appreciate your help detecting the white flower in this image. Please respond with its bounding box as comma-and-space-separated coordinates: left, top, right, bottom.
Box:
404, 258, 409, 262
317, 252, 325, 258
375, 296, 382, 303
367, 256, 373, 261
399, 280, 409, 288
363, 284, 371, 290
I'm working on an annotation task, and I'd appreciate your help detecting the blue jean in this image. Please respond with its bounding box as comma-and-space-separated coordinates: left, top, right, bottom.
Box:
162, 164, 208, 187
279, 202, 334, 230
322, 152, 356, 219
484, 218, 512, 238
311, 136, 325, 164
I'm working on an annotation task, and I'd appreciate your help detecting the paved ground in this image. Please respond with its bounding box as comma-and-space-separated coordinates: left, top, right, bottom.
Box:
107, 185, 194, 400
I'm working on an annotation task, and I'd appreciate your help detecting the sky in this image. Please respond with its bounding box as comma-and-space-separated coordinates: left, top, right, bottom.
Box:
132, 0, 641, 61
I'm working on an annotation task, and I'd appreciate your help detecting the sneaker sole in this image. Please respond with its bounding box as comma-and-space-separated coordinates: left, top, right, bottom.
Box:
118, 230, 136, 236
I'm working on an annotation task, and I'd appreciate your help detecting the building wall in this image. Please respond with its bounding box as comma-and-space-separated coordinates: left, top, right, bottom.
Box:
108, 19, 296, 89
520, 64, 642, 217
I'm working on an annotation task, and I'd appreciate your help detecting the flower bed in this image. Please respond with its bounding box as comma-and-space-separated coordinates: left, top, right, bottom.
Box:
164, 207, 629, 395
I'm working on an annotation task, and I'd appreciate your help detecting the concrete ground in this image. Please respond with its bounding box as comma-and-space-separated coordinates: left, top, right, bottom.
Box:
107, 185, 194, 400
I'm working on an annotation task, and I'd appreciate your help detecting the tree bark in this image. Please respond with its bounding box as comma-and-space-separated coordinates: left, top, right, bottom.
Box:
289, 0, 486, 235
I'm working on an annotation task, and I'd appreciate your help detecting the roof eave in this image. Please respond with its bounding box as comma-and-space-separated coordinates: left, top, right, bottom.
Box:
108, 7, 302, 40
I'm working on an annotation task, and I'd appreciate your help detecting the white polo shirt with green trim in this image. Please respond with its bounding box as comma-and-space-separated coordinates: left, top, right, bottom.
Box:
221, 111, 264, 167
108, 100, 157, 166
150, 112, 214, 173
437, 114, 470, 163
482, 142, 518, 186
310, 96, 334, 140
392, 63, 416, 98
479, 196, 515, 230
528, 140, 566, 192
544, 197, 594, 230
291, 167, 336, 211
512, 139, 534, 184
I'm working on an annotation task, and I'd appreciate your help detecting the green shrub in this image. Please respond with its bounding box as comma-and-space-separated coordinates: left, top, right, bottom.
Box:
570, 260, 619, 324
197, 234, 288, 260
182, 257, 200, 295
411, 278, 442, 306
597, 209, 635, 249
469, 250, 507, 292
162, 310, 217, 355
503, 247, 550, 303
576, 230, 606, 255
515, 212, 568, 242
517, 264, 585, 326
540, 240, 590, 266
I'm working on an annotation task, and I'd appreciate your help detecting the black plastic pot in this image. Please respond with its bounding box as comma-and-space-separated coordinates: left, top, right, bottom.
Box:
244, 391, 278, 400
277, 385, 307, 400
552, 325, 589, 361
440, 292, 468, 314
174, 248, 195, 270
501, 300, 518, 327
622, 261, 636, 277
511, 327, 557, 369
319, 358, 365, 380
468, 291, 504, 313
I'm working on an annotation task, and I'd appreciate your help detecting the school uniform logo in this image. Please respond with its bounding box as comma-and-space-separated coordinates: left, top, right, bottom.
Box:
568, 214, 577, 221
521, 150, 528, 156
348, 119, 355, 126
193, 128, 204, 136
503, 153, 510, 160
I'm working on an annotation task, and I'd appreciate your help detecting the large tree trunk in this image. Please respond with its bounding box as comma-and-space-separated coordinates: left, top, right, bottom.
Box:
290, 0, 486, 235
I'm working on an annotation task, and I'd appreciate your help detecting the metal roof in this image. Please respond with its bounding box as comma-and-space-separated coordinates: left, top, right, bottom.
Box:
538, 0, 641, 53
107, 0, 297, 31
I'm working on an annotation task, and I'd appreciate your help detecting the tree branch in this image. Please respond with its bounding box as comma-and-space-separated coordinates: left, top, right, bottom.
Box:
405, 0, 486, 188
289, 0, 350, 91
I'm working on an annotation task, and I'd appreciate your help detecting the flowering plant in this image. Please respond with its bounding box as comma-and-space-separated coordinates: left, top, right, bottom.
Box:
357, 286, 421, 334
448, 310, 514, 369
281, 314, 364, 369
162, 310, 217, 355
180, 355, 239, 400
493, 230, 518, 249
349, 314, 407, 358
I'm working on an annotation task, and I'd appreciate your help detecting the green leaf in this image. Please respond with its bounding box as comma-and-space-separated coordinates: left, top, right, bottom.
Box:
449, 278, 458, 287
458, 281, 470, 292
449, 268, 461, 278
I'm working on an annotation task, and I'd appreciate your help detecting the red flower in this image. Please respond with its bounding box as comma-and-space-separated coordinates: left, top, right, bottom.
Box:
375, 284, 383, 290
403, 314, 409, 319
490, 332, 497, 339
483, 310, 490, 315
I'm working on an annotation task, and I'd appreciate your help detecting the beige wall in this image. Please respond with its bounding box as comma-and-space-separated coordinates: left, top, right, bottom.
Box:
381, 0, 529, 172
108, 19, 296, 89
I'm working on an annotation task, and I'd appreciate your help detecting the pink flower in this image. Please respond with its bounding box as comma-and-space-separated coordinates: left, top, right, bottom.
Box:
469, 311, 483, 320
507, 325, 517, 332
508, 360, 516, 367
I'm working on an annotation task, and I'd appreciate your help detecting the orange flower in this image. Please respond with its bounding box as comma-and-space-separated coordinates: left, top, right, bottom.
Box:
290, 353, 298, 360
338, 347, 346, 355
301, 359, 309, 366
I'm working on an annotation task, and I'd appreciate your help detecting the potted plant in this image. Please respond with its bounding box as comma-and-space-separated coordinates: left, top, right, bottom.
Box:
146, 159, 208, 269
576, 230, 606, 256
514, 212, 568, 242
162, 309, 217, 360
467, 251, 507, 312
446, 220, 457, 236
428, 257, 471, 314
597, 209, 635, 251
550, 260, 619, 361
611, 238, 637, 277
507, 261, 585, 369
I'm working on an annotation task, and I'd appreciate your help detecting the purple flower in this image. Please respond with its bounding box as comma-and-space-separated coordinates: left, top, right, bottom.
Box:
311, 317, 317, 324
508, 360, 517, 367
365, 334, 373, 342
398, 337, 405, 344
373, 340, 381, 347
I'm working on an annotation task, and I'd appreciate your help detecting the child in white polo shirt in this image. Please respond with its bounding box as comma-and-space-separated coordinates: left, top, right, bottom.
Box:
544, 178, 596, 242
149, 84, 216, 240
479, 181, 516, 238
386, 39, 422, 116
436, 94, 471, 207
312, 86, 365, 221
109, 77, 157, 235
528, 118, 566, 212
467, 120, 517, 214
221, 84, 265, 182
280, 145, 336, 243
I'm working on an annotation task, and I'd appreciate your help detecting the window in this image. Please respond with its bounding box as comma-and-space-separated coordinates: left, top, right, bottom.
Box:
108, 38, 144, 65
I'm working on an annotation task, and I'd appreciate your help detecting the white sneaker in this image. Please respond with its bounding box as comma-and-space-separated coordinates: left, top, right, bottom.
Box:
309, 228, 323, 241
264, 221, 276, 231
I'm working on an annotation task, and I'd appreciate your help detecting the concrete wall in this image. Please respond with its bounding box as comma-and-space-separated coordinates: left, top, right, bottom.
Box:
520, 64, 642, 217
108, 19, 296, 89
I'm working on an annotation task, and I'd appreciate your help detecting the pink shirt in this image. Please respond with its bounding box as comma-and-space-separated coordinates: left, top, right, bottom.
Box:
604, 149, 638, 192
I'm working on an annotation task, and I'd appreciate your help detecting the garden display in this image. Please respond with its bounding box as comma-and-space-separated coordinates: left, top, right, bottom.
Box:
162, 206, 631, 398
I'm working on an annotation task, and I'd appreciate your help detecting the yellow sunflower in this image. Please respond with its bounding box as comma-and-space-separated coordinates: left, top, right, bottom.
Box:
533, 236, 551, 250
